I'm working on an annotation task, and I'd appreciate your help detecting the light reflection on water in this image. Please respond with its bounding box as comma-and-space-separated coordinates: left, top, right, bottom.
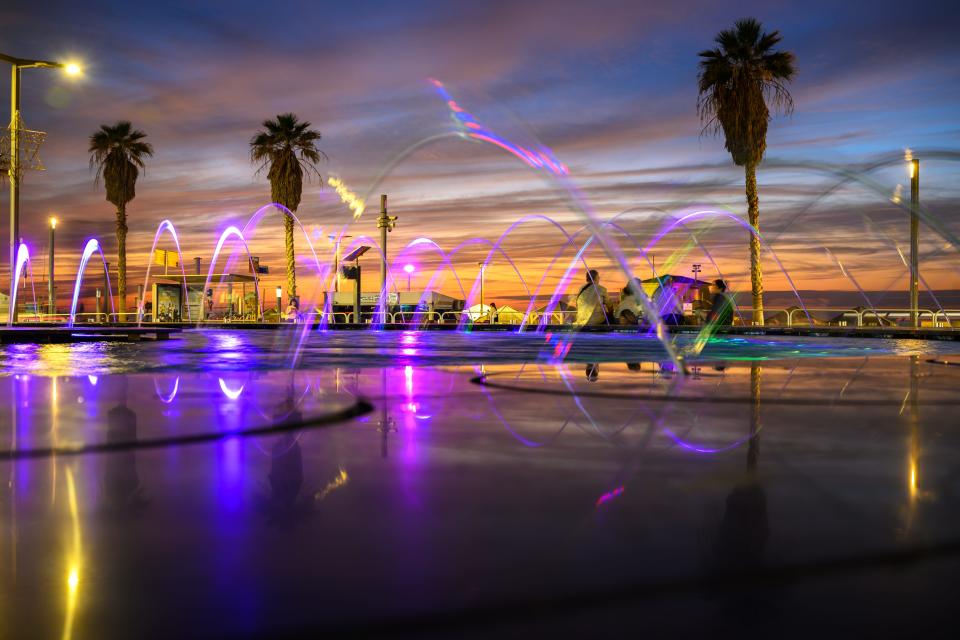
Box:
1, 329, 958, 377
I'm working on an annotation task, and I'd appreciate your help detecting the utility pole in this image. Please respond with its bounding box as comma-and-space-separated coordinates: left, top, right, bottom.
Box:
8, 65, 20, 323
2, 52, 81, 325
909, 158, 920, 328
478, 262, 485, 309
48, 216, 56, 316
376, 194, 397, 319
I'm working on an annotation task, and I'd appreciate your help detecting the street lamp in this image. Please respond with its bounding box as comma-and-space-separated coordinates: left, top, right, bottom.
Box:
909, 157, 920, 328
477, 262, 486, 310
403, 263, 415, 292
48, 216, 56, 317
275, 285, 282, 321
1, 52, 82, 324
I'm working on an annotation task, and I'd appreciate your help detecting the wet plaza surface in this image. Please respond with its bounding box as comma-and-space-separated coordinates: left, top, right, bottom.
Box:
2, 330, 960, 637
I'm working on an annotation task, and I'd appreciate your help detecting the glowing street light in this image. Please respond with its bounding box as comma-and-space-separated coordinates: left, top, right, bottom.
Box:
403, 263, 415, 291
1, 52, 83, 324
275, 285, 282, 320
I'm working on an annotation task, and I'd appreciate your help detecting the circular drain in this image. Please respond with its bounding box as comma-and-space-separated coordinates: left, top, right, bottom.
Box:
471, 375, 960, 407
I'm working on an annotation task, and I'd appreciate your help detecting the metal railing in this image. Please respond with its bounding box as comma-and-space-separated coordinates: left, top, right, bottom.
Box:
10, 307, 960, 329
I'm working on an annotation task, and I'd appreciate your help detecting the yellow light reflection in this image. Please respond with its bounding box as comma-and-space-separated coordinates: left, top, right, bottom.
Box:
327, 177, 365, 220
62, 468, 82, 640
314, 468, 349, 501
909, 460, 918, 500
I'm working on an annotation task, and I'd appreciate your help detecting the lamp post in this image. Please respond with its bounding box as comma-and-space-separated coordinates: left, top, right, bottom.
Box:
48, 216, 56, 317
1, 53, 81, 324
376, 194, 397, 321
909, 158, 920, 328
691, 263, 701, 280
403, 263, 415, 292
329, 233, 352, 293
478, 262, 486, 310
275, 285, 282, 322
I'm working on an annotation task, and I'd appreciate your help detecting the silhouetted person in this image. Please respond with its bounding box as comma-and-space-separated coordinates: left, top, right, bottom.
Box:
269, 433, 304, 511
102, 378, 148, 513
706, 279, 735, 326
574, 270, 608, 326
264, 390, 309, 526
709, 364, 774, 628
585, 363, 600, 381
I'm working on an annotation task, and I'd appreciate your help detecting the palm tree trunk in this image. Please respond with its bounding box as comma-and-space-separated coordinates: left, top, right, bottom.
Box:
284, 213, 297, 299
748, 363, 761, 472
116, 204, 128, 319
745, 163, 763, 324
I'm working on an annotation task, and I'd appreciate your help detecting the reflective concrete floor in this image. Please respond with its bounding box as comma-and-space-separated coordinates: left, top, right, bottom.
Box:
2, 354, 960, 637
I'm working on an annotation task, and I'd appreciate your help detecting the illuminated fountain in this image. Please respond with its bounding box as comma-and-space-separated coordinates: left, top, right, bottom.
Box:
6, 242, 39, 325
14, 78, 954, 380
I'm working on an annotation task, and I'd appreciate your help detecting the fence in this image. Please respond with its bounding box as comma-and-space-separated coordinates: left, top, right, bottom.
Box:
16, 307, 960, 329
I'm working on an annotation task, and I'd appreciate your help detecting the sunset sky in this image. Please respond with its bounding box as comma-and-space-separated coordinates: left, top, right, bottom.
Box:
3, 0, 959, 308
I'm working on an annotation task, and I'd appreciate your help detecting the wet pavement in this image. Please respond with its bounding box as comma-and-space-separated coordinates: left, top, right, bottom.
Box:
2, 332, 960, 637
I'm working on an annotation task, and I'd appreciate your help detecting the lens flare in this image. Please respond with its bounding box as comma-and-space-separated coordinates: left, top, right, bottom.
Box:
327, 176, 366, 219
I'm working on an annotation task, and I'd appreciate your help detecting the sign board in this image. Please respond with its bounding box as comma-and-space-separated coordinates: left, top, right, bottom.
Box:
151, 283, 183, 322
249, 257, 270, 274
154, 249, 179, 268
360, 292, 399, 306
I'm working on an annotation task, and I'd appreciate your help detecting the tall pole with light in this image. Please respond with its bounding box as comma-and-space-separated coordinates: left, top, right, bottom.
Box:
478, 262, 486, 310
377, 194, 397, 319
0, 53, 81, 324
403, 263, 415, 292
909, 157, 920, 328
275, 285, 282, 322
48, 216, 56, 317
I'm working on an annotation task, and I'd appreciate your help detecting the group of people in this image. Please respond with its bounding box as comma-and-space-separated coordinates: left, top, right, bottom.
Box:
572, 270, 735, 327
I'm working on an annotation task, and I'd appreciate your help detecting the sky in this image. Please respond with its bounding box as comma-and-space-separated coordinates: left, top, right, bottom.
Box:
3, 0, 959, 309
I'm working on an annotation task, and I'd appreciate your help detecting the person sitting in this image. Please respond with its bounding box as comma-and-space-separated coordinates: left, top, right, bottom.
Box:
706, 279, 735, 326
653, 277, 684, 326
283, 297, 301, 323
573, 270, 608, 326
483, 302, 499, 324
614, 278, 645, 325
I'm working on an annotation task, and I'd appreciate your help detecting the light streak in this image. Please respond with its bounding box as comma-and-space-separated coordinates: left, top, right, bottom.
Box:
327, 176, 366, 219
315, 469, 349, 501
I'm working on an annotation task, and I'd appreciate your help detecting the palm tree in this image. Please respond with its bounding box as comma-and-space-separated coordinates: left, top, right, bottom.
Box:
250, 113, 324, 300
89, 121, 154, 319
698, 18, 796, 323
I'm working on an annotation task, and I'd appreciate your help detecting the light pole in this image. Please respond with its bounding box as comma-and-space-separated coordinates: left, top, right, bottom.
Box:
329, 233, 352, 293
691, 263, 702, 281
403, 263, 415, 292
909, 158, 920, 328
275, 285, 282, 321
1, 53, 81, 324
48, 216, 56, 317
376, 194, 397, 320
478, 262, 486, 310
